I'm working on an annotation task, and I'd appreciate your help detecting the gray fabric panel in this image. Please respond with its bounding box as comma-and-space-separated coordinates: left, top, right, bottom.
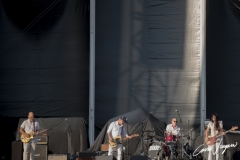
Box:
95, 0, 201, 132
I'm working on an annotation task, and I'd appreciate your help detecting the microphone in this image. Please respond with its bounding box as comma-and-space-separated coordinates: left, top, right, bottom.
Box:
189, 128, 194, 132
175, 110, 178, 112
125, 118, 128, 123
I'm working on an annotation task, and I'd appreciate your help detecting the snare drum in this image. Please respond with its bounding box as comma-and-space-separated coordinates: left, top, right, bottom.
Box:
165, 135, 177, 143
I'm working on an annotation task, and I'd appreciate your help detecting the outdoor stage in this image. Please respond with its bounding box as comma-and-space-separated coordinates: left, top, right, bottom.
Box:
8, 110, 240, 160
10, 131, 240, 160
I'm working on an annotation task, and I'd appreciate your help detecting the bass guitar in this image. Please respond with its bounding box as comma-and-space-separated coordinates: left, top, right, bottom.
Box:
109, 134, 139, 148
205, 126, 238, 146
21, 128, 52, 143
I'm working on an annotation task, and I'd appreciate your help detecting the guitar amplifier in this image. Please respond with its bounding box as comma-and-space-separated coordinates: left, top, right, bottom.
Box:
35, 145, 47, 160
48, 154, 68, 160
37, 136, 48, 144
101, 144, 116, 152
11, 141, 23, 160
101, 144, 109, 151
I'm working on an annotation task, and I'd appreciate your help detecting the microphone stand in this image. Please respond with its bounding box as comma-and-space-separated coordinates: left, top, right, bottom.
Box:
126, 121, 129, 160
180, 129, 184, 159
140, 121, 144, 155
188, 129, 194, 160
187, 120, 190, 149
175, 110, 182, 123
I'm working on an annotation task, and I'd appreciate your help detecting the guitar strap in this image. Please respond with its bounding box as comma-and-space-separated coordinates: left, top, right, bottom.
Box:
33, 120, 35, 132
121, 125, 123, 138
115, 122, 123, 138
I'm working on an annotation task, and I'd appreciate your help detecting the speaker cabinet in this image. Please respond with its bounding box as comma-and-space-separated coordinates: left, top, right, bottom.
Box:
34, 145, 47, 160
48, 154, 68, 160
101, 144, 109, 151
95, 155, 117, 160
11, 141, 23, 160
37, 136, 48, 144
130, 155, 148, 160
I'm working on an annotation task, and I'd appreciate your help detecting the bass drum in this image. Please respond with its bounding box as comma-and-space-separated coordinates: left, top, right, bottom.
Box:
148, 141, 170, 160
148, 142, 162, 159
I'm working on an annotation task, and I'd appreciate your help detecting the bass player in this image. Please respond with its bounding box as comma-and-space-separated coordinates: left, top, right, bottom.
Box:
107, 117, 131, 160
20, 112, 40, 160
205, 113, 225, 160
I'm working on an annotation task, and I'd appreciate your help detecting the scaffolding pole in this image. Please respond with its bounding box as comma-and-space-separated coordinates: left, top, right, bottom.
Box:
200, 0, 206, 135
89, 0, 95, 145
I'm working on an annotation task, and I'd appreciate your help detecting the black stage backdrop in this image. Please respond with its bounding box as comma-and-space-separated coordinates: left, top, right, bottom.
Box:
1, 0, 203, 147
206, 0, 240, 128
0, 0, 89, 118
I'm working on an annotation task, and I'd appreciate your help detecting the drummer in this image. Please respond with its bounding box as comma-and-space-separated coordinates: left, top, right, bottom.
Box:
165, 118, 181, 137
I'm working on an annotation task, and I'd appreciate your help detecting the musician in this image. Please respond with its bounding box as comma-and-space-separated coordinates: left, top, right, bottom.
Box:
20, 112, 40, 160
205, 113, 224, 160
107, 117, 131, 160
166, 118, 181, 136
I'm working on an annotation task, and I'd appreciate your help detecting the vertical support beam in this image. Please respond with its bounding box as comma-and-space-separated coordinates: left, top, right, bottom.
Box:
200, 0, 206, 135
89, 0, 96, 145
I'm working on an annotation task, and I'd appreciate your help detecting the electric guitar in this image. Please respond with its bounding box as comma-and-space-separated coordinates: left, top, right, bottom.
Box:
109, 134, 139, 148
205, 126, 238, 146
21, 128, 52, 143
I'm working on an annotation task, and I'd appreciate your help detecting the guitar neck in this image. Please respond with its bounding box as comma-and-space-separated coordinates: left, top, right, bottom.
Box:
118, 135, 138, 141
215, 129, 231, 139
38, 130, 46, 134
121, 137, 129, 141
33, 129, 49, 135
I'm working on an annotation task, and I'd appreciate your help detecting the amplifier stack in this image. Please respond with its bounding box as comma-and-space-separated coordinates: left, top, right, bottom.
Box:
35, 136, 48, 160
48, 154, 68, 160
11, 141, 23, 160
11, 135, 48, 160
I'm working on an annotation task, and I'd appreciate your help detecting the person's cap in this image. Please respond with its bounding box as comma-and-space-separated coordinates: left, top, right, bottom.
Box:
119, 116, 127, 122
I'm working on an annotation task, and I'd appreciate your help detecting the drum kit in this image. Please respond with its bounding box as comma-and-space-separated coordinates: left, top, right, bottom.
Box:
141, 129, 194, 160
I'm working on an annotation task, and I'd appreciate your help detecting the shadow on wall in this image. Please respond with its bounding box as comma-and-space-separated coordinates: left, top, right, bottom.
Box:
1, 0, 67, 33
228, 0, 240, 22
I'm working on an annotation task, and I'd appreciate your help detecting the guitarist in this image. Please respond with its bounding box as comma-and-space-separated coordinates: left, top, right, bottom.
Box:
205, 113, 225, 160
19, 112, 40, 160
107, 117, 131, 160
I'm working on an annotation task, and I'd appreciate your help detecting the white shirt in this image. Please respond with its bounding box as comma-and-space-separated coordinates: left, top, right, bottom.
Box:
166, 124, 181, 136
20, 119, 40, 133
107, 121, 128, 138
207, 121, 223, 136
